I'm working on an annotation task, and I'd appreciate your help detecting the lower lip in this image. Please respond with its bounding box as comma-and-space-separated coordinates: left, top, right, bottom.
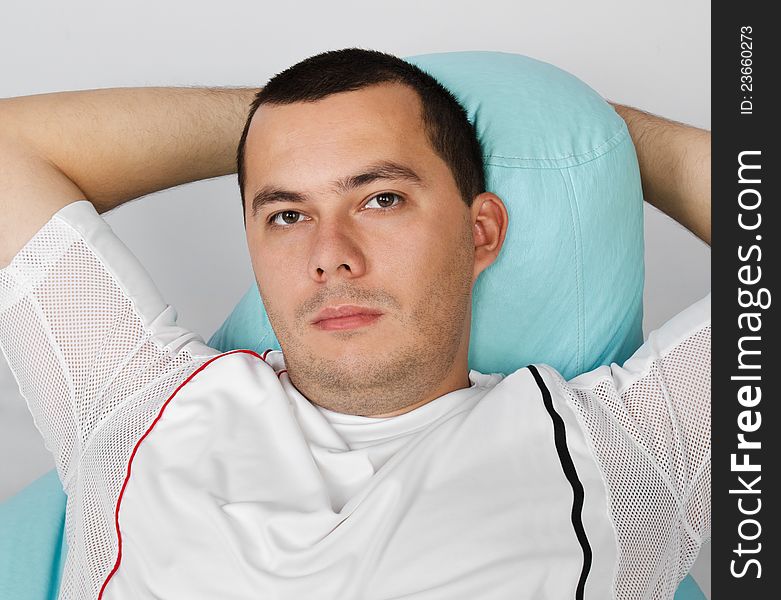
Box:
313, 313, 382, 331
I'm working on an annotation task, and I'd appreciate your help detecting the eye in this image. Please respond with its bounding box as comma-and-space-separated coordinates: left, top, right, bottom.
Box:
365, 192, 403, 210
268, 210, 306, 228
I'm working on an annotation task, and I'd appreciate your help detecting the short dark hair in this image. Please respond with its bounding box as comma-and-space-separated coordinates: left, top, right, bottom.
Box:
236, 48, 485, 221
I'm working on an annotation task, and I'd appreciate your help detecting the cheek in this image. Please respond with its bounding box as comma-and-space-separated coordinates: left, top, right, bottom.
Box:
386, 226, 471, 297
375, 223, 435, 276
250, 249, 301, 322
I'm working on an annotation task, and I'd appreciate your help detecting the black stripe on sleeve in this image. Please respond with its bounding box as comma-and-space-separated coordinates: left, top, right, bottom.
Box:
528, 365, 593, 600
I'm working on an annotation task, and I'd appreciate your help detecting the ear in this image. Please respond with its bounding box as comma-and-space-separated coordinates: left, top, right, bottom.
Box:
471, 192, 509, 282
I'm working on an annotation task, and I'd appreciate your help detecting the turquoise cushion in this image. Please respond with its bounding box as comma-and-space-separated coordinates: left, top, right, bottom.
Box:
0, 470, 67, 600
208, 51, 645, 379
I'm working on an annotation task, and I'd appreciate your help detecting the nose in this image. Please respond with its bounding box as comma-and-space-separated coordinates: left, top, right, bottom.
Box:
307, 218, 367, 283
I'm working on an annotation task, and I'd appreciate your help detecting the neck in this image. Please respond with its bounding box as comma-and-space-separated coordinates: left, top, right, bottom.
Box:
366, 369, 472, 418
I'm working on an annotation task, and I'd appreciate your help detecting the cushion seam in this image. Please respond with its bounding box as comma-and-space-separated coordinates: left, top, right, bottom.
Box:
560, 168, 585, 372
484, 124, 629, 167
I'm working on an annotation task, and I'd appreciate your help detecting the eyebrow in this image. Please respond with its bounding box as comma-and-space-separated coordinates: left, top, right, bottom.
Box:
250, 160, 426, 218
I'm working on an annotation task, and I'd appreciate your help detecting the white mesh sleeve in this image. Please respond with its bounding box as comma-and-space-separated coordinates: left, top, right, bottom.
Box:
0, 200, 219, 491
552, 294, 711, 600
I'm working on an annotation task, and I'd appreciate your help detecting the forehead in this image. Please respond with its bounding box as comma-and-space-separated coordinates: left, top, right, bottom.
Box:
243, 83, 437, 188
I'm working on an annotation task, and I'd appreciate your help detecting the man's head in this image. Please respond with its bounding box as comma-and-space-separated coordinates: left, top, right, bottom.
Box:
237, 48, 508, 417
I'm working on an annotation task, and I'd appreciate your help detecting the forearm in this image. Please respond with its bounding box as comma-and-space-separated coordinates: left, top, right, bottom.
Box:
0, 86, 259, 214
610, 103, 711, 246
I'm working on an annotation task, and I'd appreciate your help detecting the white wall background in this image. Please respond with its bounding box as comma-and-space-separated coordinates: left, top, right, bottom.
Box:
0, 0, 711, 595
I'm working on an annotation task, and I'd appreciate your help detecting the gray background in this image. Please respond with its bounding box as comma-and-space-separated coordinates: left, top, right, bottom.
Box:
0, 0, 711, 595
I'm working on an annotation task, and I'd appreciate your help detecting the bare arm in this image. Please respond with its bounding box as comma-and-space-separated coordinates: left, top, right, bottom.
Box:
609, 103, 711, 247
0, 86, 259, 266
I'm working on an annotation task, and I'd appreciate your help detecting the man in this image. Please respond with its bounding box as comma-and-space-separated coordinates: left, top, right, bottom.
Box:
0, 48, 710, 599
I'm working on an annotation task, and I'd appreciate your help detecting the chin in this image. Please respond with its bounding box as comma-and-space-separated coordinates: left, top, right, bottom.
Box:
308, 333, 388, 367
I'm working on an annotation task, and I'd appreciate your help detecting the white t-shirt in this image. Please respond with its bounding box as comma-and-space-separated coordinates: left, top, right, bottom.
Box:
0, 200, 711, 600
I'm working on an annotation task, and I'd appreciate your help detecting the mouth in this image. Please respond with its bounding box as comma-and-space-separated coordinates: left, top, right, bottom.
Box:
311, 304, 384, 331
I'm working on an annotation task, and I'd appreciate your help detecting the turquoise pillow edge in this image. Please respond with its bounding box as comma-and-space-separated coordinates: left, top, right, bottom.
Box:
0, 469, 68, 600
675, 574, 707, 600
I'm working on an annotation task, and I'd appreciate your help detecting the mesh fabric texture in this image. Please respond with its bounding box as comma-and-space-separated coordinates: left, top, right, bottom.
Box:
549, 321, 711, 599
0, 208, 215, 598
